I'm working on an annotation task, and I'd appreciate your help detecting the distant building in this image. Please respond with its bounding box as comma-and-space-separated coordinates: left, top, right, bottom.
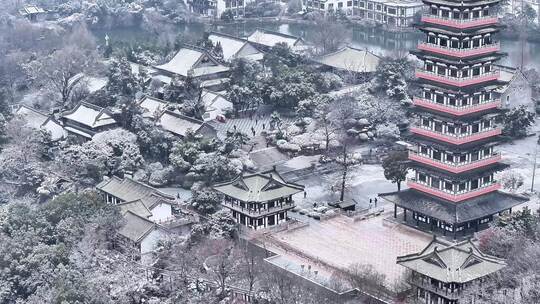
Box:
189, 0, 249, 19
153, 45, 230, 83
246, 29, 308, 52
157, 110, 218, 139
496, 65, 534, 112
304, 0, 422, 27
15, 105, 66, 141
207, 32, 264, 62
19, 5, 46, 22
397, 237, 506, 304
213, 170, 304, 230
313, 46, 381, 80
60, 102, 117, 140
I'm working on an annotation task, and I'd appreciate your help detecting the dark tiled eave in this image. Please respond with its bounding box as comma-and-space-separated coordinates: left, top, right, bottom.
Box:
414, 78, 507, 92
417, 82, 503, 95
417, 24, 503, 36
421, 0, 501, 7
405, 131, 500, 151
380, 189, 527, 224
409, 105, 502, 121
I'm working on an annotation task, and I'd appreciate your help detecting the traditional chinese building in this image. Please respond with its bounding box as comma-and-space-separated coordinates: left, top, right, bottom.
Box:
213, 170, 304, 230
397, 237, 506, 304
380, 0, 528, 237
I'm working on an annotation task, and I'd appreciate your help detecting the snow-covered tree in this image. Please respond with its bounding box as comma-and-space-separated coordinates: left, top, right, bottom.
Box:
502, 105, 535, 138
500, 170, 524, 192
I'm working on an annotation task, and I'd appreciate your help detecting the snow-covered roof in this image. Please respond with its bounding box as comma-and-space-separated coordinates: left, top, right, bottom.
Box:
96, 176, 175, 210
154, 46, 229, 78
247, 29, 304, 49
15, 105, 48, 129
315, 46, 381, 73
208, 32, 264, 61
157, 110, 206, 137
118, 211, 158, 243
62, 102, 117, 128
201, 89, 233, 112
138, 95, 169, 118
213, 170, 304, 203
15, 105, 66, 141
19, 5, 46, 15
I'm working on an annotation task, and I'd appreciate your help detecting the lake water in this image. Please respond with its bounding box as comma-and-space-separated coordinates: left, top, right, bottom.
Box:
94, 20, 540, 71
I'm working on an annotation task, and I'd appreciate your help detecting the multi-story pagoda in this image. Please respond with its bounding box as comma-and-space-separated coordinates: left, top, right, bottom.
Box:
381, 0, 528, 238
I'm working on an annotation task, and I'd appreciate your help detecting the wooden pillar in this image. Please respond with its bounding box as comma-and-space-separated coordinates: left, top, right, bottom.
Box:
404, 209, 407, 222
475, 219, 479, 232
394, 205, 397, 218
453, 224, 457, 240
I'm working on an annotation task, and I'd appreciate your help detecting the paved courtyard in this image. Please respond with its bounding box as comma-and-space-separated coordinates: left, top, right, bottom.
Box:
261, 212, 433, 290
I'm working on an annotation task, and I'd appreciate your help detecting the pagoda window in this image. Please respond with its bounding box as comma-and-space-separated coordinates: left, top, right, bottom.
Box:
434, 122, 443, 132
426, 63, 434, 72
433, 150, 442, 160
483, 7, 489, 16
420, 146, 429, 155
463, 11, 469, 19
471, 152, 479, 161
452, 11, 460, 19
472, 95, 480, 105
463, 40, 470, 48
440, 38, 448, 47
473, 10, 480, 18
460, 126, 468, 135
419, 173, 427, 183
450, 69, 458, 78
451, 39, 459, 48
484, 35, 492, 44
436, 94, 444, 103
458, 182, 467, 191
446, 153, 453, 162
449, 98, 456, 106
484, 92, 491, 101
441, 9, 449, 18
422, 118, 430, 127
472, 123, 480, 133
447, 126, 455, 134
437, 67, 446, 76
424, 91, 432, 100
483, 147, 491, 156
459, 154, 467, 163
428, 35, 436, 44
431, 177, 440, 188
444, 182, 453, 191
472, 67, 480, 76
485, 65, 491, 72
471, 180, 479, 189
462, 69, 469, 77
431, 7, 438, 15
483, 120, 491, 128
473, 39, 480, 48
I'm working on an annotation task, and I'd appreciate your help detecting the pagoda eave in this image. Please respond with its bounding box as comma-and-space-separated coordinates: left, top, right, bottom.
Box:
380, 189, 527, 225
417, 25, 503, 36
410, 104, 503, 120
411, 161, 509, 180
406, 132, 500, 149
421, 0, 501, 8
411, 50, 507, 65
414, 78, 507, 92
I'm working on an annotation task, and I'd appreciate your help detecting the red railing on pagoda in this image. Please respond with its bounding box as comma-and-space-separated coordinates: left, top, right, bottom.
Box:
421, 15, 498, 29
412, 98, 501, 116
417, 42, 500, 58
415, 70, 500, 87
410, 127, 502, 145
408, 152, 502, 174
407, 180, 501, 202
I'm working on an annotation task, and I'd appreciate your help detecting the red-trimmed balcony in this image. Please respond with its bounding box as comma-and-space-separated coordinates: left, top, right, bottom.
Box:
409, 152, 502, 174
417, 42, 500, 58
412, 97, 501, 116
410, 127, 502, 145
415, 70, 500, 87
420, 15, 498, 29
407, 180, 501, 202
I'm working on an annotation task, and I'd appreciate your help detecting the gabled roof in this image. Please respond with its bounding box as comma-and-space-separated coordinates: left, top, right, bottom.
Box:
397, 237, 506, 283
15, 105, 66, 141
61, 102, 117, 128
247, 28, 305, 49
96, 176, 174, 210
201, 89, 232, 112
118, 200, 153, 218
154, 45, 230, 78
118, 211, 158, 243
157, 110, 209, 137
207, 32, 264, 61
315, 46, 381, 73
213, 169, 304, 202
15, 105, 49, 129
138, 95, 170, 118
